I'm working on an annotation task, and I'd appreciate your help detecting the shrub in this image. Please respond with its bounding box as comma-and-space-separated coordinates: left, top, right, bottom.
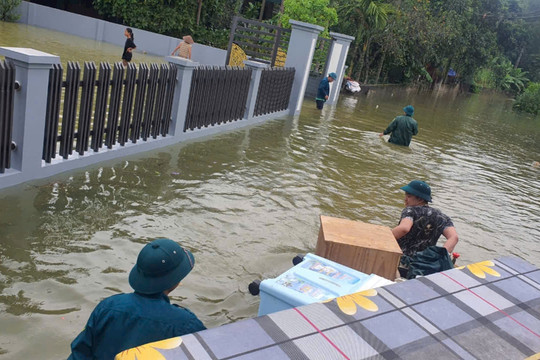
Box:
474, 68, 496, 90
0, 0, 21, 22
513, 82, 540, 115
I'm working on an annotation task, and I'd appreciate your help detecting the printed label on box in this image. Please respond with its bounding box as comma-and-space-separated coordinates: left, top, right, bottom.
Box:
276, 274, 331, 300
302, 260, 361, 284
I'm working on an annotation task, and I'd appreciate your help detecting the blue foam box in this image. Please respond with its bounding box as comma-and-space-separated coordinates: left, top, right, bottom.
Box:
257, 253, 375, 316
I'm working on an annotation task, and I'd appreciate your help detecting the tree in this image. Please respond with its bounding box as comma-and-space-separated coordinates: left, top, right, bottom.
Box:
278, 0, 338, 37
93, 0, 197, 35
0, 0, 21, 21
332, 0, 392, 80
92, 0, 240, 48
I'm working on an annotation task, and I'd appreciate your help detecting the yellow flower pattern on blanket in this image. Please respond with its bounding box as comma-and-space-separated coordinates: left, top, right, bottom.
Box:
324, 289, 379, 315
458, 261, 501, 279
114, 337, 182, 360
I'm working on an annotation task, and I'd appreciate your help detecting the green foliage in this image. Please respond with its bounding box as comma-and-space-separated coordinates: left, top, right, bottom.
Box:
192, 27, 229, 49
513, 82, 540, 115
474, 68, 496, 89
92, 0, 239, 48
327, 0, 540, 88
0, 0, 21, 22
279, 0, 338, 37
93, 0, 197, 35
242, 2, 261, 20
488, 57, 529, 94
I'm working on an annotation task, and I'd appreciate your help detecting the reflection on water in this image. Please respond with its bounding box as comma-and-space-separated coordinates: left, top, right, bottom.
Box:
1, 23, 540, 360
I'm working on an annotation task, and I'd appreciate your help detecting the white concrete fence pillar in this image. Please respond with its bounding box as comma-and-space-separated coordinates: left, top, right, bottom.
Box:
166, 56, 199, 136
243, 60, 269, 120
285, 20, 323, 116
326, 32, 355, 106
0, 47, 59, 176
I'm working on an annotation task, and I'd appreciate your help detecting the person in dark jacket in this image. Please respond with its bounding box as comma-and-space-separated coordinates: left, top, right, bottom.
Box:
379, 105, 418, 146
68, 238, 206, 359
121, 28, 136, 67
316, 72, 337, 110
391, 180, 459, 257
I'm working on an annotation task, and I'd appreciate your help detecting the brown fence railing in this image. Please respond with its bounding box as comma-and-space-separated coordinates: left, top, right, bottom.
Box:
42, 62, 177, 163
254, 67, 295, 117
0, 60, 15, 173
184, 66, 252, 132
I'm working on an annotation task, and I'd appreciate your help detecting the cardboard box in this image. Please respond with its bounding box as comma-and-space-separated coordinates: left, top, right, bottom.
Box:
315, 215, 402, 280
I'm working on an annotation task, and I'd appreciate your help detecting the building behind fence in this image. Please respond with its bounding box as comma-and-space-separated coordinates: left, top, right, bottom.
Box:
0, 20, 352, 190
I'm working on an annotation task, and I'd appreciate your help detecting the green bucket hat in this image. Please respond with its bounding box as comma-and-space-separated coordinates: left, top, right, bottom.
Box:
403, 105, 414, 116
329, 72, 337, 80
400, 180, 432, 202
129, 238, 195, 294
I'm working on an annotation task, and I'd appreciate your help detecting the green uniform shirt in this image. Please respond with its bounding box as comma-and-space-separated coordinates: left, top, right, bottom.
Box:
383, 115, 418, 146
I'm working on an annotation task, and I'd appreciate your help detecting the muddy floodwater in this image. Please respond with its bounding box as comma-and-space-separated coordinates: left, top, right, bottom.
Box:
0, 21, 539, 360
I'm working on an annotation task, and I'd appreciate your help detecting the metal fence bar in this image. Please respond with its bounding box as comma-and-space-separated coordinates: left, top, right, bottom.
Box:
0, 60, 15, 173
105, 63, 124, 148
217, 67, 228, 125
76, 62, 96, 155
43, 63, 62, 163
222, 66, 235, 124
225, 16, 239, 66
118, 63, 137, 146
151, 64, 168, 138
38, 62, 178, 161
130, 63, 148, 143
185, 66, 252, 131
141, 64, 159, 141
161, 64, 177, 136
235, 67, 250, 121
191, 67, 206, 129
92, 62, 111, 152
254, 67, 295, 117
59, 61, 80, 159
206, 66, 220, 127
184, 67, 197, 131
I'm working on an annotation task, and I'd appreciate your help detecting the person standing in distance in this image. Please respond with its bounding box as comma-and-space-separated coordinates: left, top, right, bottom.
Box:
121, 28, 136, 67
68, 238, 206, 359
316, 72, 337, 110
379, 105, 418, 146
171, 35, 194, 59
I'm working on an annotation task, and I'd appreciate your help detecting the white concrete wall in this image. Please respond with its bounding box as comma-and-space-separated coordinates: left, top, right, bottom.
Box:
15, 1, 227, 65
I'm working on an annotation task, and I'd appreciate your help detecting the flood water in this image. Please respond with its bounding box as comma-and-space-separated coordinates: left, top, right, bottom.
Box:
0, 21, 165, 65
1, 22, 540, 360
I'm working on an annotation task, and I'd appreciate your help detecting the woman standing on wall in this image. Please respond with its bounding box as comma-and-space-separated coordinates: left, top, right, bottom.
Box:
122, 28, 136, 66
171, 35, 194, 59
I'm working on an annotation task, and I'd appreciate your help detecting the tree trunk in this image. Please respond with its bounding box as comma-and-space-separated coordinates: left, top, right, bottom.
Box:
374, 52, 386, 84
348, 42, 359, 79
514, 46, 525, 68
259, 0, 266, 20
196, 0, 202, 26
360, 37, 371, 83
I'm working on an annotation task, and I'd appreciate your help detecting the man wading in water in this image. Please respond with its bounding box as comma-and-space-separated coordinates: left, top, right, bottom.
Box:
316, 72, 337, 110
68, 238, 206, 359
379, 105, 418, 146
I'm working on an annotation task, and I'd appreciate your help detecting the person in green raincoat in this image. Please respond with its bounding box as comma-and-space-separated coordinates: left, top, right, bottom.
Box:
379, 105, 418, 146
